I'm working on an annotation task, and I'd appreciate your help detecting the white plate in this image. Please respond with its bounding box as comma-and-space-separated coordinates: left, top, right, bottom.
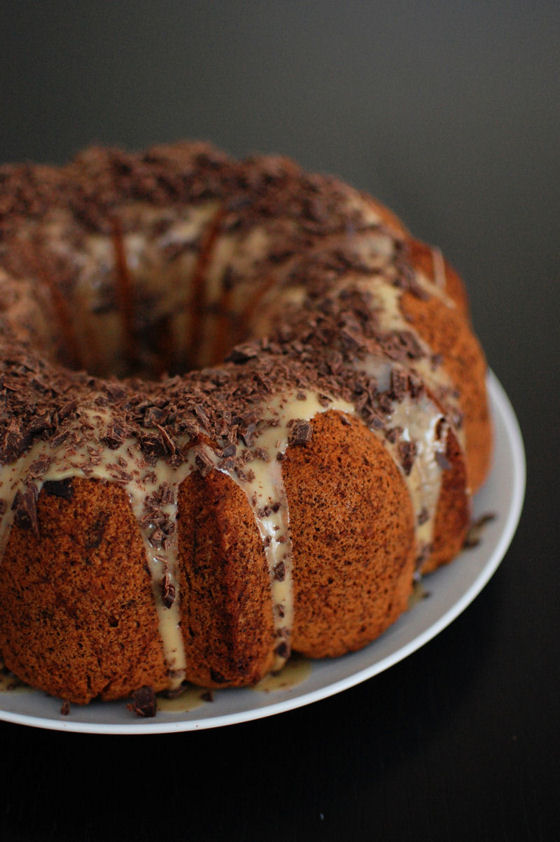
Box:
0, 371, 525, 734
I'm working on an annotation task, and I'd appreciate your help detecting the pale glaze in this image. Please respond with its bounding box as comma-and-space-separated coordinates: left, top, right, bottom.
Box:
156, 686, 208, 714
253, 654, 312, 692
356, 355, 448, 559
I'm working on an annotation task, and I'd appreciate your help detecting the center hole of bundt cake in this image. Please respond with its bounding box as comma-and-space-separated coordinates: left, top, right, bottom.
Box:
46, 217, 252, 381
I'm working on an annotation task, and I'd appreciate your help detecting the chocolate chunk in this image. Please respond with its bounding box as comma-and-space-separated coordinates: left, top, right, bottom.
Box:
140, 433, 166, 460
12, 482, 39, 538
127, 686, 157, 718
275, 641, 290, 659
43, 478, 74, 501
390, 368, 408, 401
28, 454, 52, 478
273, 561, 286, 581
435, 418, 446, 441
101, 423, 126, 450
385, 426, 403, 444
227, 344, 259, 363
288, 420, 312, 446
155, 423, 176, 456
256, 501, 281, 518
194, 451, 214, 477
398, 440, 417, 476
161, 572, 176, 608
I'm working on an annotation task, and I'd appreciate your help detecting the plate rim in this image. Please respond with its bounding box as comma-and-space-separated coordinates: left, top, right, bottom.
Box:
0, 370, 526, 734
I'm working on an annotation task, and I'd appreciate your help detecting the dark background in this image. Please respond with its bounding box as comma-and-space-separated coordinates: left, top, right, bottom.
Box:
0, 2, 558, 840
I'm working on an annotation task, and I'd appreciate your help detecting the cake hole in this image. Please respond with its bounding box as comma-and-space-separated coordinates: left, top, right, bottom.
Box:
23, 209, 255, 381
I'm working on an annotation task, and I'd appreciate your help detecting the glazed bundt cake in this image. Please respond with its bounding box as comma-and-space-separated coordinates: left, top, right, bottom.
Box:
0, 142, 492, 704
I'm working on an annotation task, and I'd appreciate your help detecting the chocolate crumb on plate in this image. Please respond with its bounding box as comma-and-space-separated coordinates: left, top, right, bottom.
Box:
463, 513, 496, 548
127, 685, 157, 718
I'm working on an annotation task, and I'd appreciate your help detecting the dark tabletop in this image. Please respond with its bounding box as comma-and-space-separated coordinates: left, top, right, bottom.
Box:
0, 3, 558, 840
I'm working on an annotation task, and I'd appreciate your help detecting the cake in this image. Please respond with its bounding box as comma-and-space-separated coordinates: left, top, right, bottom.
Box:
0, 142, 492, 704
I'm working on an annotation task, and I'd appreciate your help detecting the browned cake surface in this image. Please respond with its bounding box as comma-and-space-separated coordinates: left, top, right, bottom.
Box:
400, 287, 492, 491
284, 411, 415, 658
177, 471, 275, 688
0, 478, 168, 704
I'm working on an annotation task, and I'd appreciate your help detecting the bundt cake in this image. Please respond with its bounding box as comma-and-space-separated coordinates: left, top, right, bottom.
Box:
0, 142, 492, 705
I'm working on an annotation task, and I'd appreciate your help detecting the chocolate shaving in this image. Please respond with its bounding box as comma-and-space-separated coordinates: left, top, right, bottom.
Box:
390, 368, 408, 402
463, 513, 496, 548
194, 451, 214, 477
273, 561, 286, 581
155, 423, 176, 455
275, 641, 290, 659
101, 423, 126, 450
161, 572, 176, 608
227, 344, 259, 363
288, 420, 312, 446
12, 482, 39, 538
398, 440, 417, 476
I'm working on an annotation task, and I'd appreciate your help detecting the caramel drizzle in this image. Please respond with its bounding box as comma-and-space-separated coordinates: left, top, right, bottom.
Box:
186, 206, 226, 369
234, 273, 280, 344
111, 218, 137, 372
210, 283, 234, 363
